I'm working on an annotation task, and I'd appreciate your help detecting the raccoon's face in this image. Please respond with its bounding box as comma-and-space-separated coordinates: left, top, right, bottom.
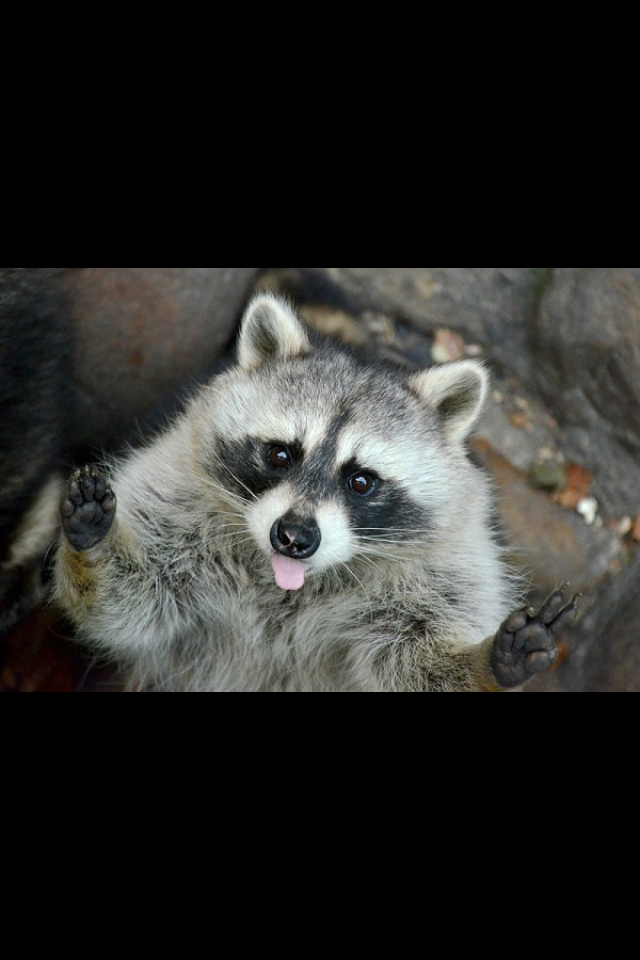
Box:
197, 295, 488, 592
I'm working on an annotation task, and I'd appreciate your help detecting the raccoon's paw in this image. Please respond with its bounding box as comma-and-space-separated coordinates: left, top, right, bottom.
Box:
61, 466, 116, 552
491, 585, 581, 689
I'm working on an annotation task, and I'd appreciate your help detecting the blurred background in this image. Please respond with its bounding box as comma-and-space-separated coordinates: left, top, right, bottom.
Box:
1, 267, 639, 692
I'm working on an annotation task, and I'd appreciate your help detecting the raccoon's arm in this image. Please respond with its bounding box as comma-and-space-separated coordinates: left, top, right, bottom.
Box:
381, 633, 502, 693
54, 468, 183, 657
382, 587, 580, 692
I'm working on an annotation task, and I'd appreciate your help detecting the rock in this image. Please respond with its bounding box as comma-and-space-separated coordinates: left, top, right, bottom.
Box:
476, 379, 563, 477
294, 267, 550, 385
431, 328, 467, 363
473, 440, 625, 602
535, 268, 640, 517
66, 267, 262, 447
553, 463, 594, 510
529, 461, 567, 492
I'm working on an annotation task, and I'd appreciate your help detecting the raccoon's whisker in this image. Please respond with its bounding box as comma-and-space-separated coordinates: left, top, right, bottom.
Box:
193, 468, 252, 505
229, 537, 259, 550
356, 535, 427, 550
356, 554, 387, 578
354, 527, 433, 536
210, 531, 253, 543
361, 552, 406, 564
356, 536, 404, 545
196, 473, 252, 508
201, 504, 248, 525
355, 527, 409, 532
217, 513, 249, 526
355, 534, 431, 544
356, 553, 378, 569
205, 519, 246, 531
338, 560, 374, 624
354, 549, 387, 572
208, 451, 259, 503
213, 522, 247, 533
201, 527, 251, 546
355, 535, 403, 548
358, 545, 407, 563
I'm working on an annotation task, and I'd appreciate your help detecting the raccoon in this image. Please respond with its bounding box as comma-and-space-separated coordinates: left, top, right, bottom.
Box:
53, 295, 579, 692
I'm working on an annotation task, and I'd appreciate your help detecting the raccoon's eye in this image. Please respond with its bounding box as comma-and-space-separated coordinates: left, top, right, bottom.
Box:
269, 444, 293, 469
347, 472, 377, 496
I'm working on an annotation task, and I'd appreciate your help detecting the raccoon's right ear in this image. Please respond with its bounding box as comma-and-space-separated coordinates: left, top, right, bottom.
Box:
238, 295, 311, 371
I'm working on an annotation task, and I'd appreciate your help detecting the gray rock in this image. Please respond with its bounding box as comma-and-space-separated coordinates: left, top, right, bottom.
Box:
297, 267, 550, 384
473, 439, 625, 602
530, 549, 640, 692
67, 267, 262, 447
534, 268, 640, 517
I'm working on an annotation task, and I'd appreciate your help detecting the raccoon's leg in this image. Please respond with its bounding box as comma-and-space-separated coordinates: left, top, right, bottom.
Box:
489, 585, 581, 690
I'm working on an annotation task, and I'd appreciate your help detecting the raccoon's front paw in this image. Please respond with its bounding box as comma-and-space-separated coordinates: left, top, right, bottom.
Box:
61, 467, 116, 551
491, 585, 581, 689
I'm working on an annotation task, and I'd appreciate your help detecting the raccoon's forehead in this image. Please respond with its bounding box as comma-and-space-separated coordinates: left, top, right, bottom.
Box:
211, 367, 348, 447
208, 356, 434, 473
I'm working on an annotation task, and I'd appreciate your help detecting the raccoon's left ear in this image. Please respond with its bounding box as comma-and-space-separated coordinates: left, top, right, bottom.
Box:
238, 294, 311, 371
409, 361, 489, 442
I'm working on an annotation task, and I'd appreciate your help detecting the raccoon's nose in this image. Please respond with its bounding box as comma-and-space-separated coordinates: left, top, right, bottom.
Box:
270, 515, 321, 560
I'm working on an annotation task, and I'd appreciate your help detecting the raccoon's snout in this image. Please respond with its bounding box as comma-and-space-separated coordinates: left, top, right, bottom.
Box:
270, 514, 321, 561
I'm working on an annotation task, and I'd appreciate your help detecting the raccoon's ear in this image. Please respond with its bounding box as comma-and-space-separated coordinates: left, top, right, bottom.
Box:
409, 361, 489, 441
238, 294, 311, 371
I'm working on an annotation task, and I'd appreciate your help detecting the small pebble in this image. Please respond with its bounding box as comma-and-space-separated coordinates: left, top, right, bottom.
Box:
577, 497, 599, 525
530, 461, 568, 491
617, 516, 632, 537
431, 328, 466, 364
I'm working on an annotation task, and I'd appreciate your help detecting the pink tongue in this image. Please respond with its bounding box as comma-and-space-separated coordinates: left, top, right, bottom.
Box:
272, 554, 307, 591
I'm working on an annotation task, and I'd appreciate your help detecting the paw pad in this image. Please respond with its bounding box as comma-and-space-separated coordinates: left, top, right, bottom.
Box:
61, 466, 116, 551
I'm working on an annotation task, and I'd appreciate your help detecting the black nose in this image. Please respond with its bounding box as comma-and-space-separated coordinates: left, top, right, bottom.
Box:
270, 514, 321, 560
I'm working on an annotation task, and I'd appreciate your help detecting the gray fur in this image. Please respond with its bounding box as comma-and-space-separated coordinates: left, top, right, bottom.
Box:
54, 295, 523, 692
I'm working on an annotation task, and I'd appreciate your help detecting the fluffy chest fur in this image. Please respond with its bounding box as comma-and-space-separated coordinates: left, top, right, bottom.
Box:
101, 501, 510, 692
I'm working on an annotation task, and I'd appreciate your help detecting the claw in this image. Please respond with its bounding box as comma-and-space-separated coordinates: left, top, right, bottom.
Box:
539, 586, 569, 625
549, 594, 582, 636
